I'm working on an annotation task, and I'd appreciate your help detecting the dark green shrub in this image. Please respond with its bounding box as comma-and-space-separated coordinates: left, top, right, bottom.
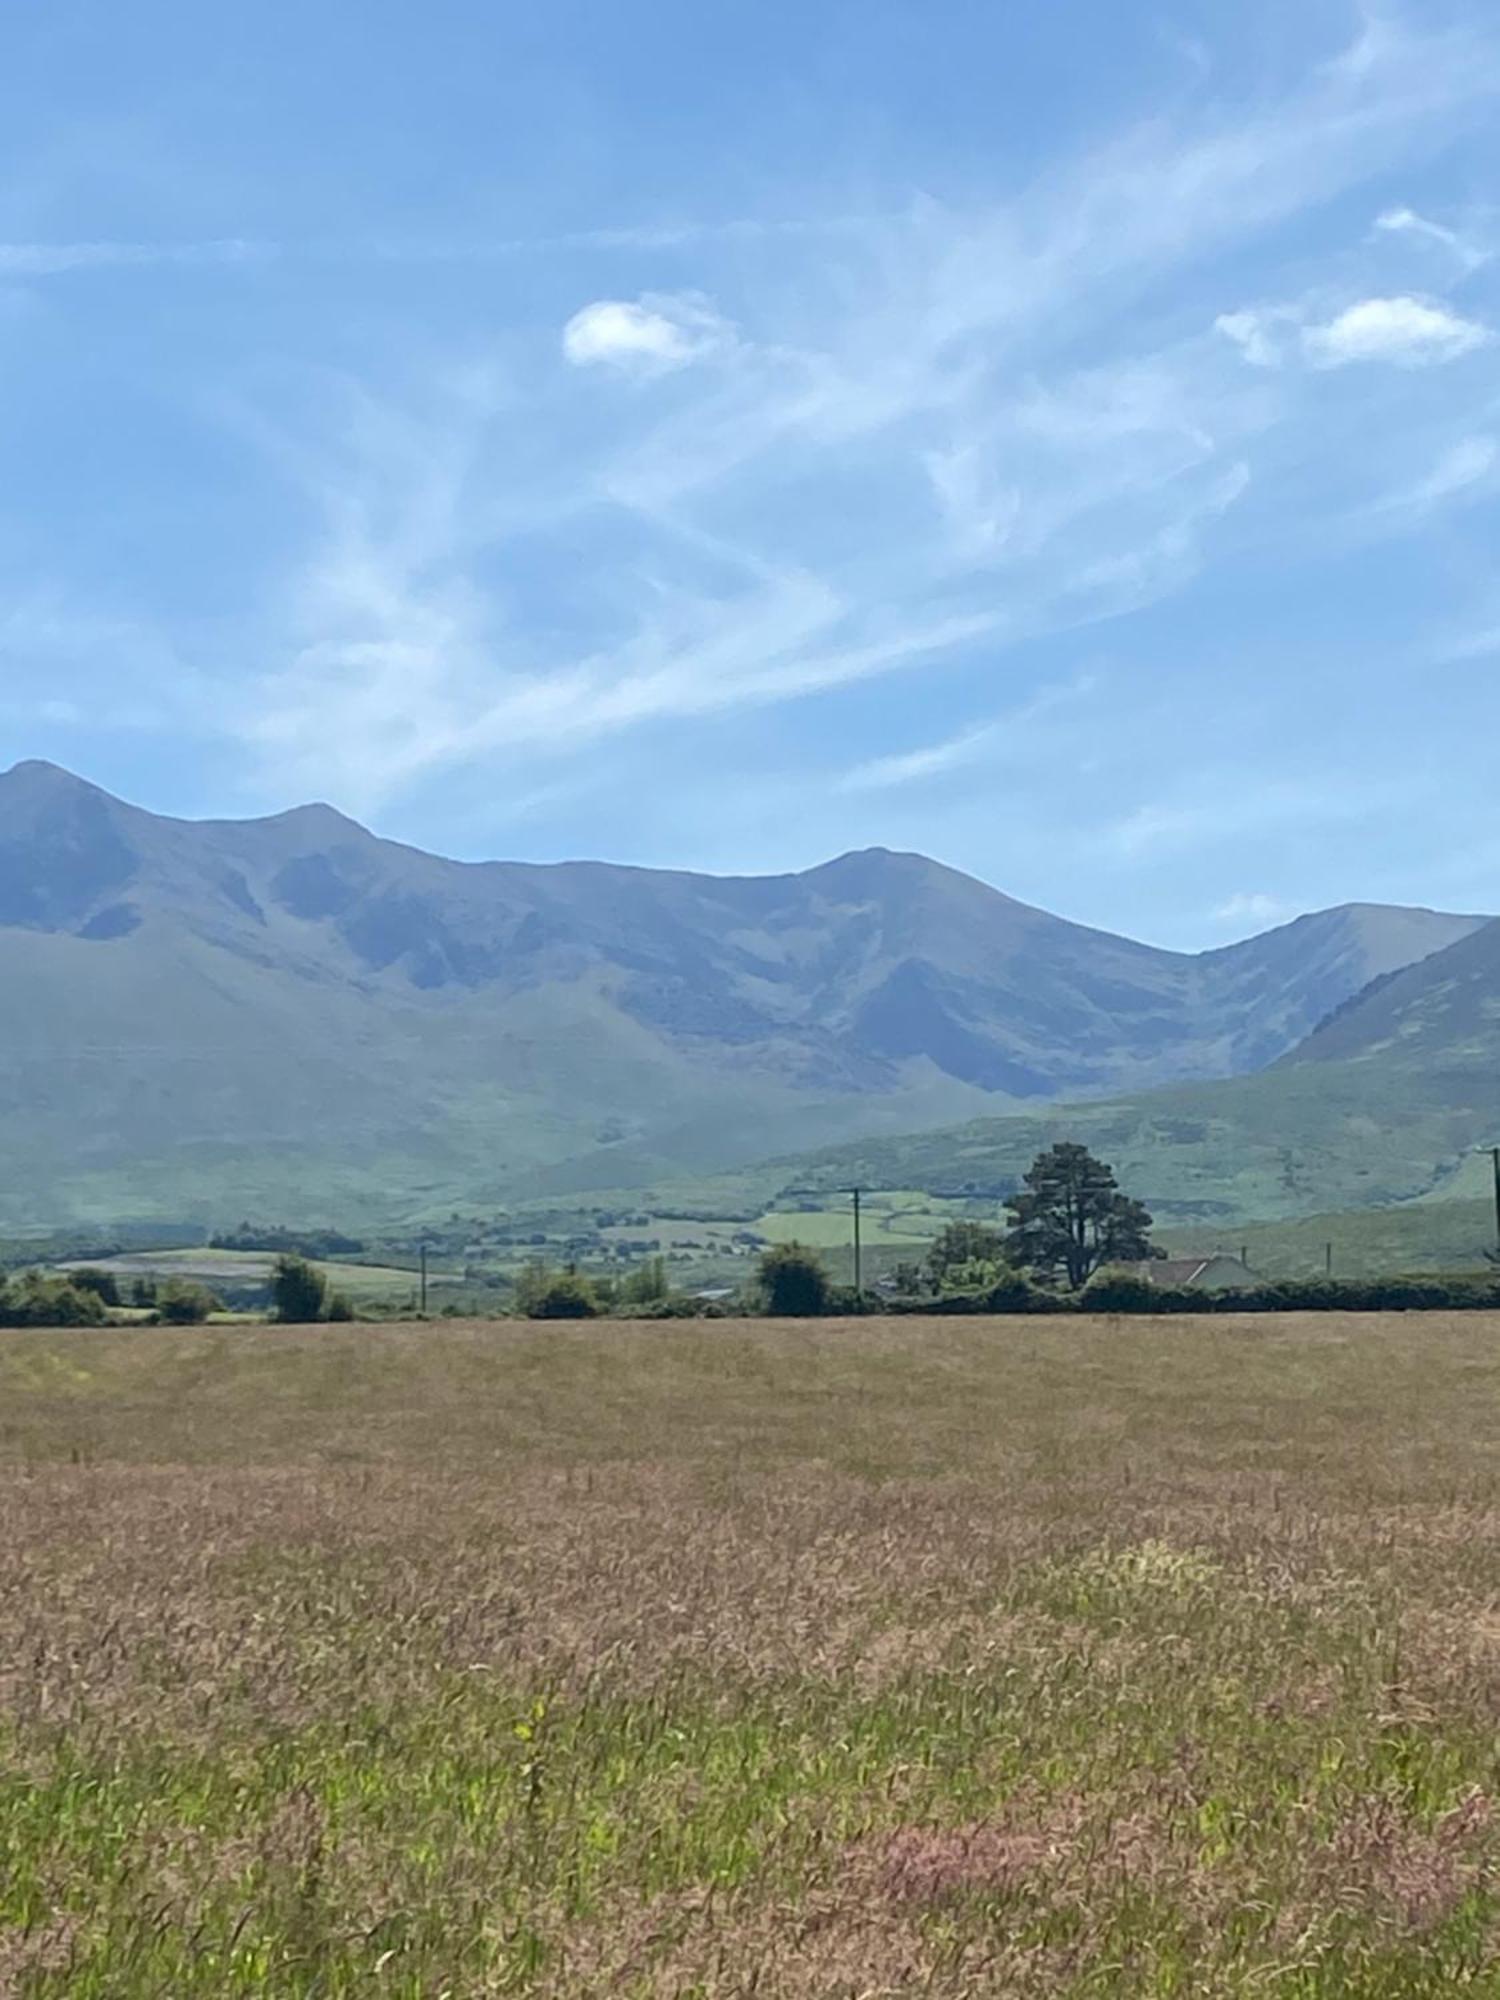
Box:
526, 1273, 601, 1319
271, 1254, 329, 1324
326, 1292, 356, 1322
825, 1285, 878, 1315
986, 1270, 1050, 1314
925, 1221, 1006, 1291
1080, 1266, 1163, 1313
70, 1267, 121, 1306
156, 1280, 222, 1325
625, 1295, 730, 1319
619, 1256, 670, 1306
757, 1243, 832, 1317
0, 1273, 107, 1327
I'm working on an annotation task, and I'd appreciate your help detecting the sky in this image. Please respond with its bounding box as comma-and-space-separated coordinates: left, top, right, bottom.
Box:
1, 0, 1499, 950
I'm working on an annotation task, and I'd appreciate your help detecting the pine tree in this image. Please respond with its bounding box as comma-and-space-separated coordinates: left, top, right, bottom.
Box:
1004, 1142, 1159, 1290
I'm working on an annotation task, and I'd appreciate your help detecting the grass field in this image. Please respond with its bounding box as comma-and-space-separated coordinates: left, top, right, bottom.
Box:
6, 1315, 1500, 1995
58, 1247, 443, 1306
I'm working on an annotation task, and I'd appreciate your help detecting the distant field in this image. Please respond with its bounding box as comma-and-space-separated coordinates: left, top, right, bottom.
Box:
1184, 1196, 1500, 1279
59, 1246, 442, 1303
757, 1191, 951, 1252
6, 1314, 1500, 1994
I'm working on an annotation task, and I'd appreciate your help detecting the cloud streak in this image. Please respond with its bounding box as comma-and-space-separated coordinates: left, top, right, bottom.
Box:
1375, 204, 1491, 272
0, 239, 274, 276
187, 2, 1500, 816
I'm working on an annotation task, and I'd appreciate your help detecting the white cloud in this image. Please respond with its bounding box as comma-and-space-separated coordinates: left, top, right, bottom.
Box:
1303, 295, 1489, 367
1214, 309, 1288, 368
1375, 205, 1489, 271
1382, 434, 1497, 512
923, 445, 1021, 558
228, 4, 1500, 810
837, 723, 998, 794
835, 675, 1096, 794
561, 293, 734, 375
1209, 891, 1299, 930
1219, 292, 1492, 372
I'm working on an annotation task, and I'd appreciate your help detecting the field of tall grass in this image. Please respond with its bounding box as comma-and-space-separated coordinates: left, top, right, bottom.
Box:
4, 1314, 1500, 1995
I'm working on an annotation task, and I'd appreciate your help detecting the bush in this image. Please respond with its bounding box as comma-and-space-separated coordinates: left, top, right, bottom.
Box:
1197, 1275, 1500, 1315
1079, 1266, 1161, 1314
0, 1273, 108, 1327
757, 1242, 832, 1317
155, 1280, 222, 1325
619, 1256, 670, 1307
525, 1273, 601, 1319
825, 1285, 878, 1316
70, 1267, 121, 1306
623, 1294, 731, 1319
326, 1292, 356, 1322
925, 1221, 1006, 1290
271, 1255, 329, 1324
211, 1224, 365, 1258
986, 1270, 1051, 1314
879, 1269, 1500, 1318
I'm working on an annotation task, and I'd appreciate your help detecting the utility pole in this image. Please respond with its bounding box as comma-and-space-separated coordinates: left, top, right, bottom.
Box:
1325, 1242, 1333, 1279
419, 1242, 429, 1316
843, 1187, 865, 1296
1492, 1148, 1500, 1262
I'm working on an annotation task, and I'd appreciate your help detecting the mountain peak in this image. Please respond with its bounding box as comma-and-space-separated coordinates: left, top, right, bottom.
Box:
255, 799, 369, 839
808, 846, 993, 893
0, 760, 131, 836
1, 758, 107, 798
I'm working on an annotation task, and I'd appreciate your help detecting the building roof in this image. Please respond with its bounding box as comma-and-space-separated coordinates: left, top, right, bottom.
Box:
1146, 1255, 1250, 1287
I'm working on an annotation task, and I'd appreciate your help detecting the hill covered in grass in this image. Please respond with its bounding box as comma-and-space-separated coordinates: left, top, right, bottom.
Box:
0, 759, 1485, 1226
749, 927, 1500, 1228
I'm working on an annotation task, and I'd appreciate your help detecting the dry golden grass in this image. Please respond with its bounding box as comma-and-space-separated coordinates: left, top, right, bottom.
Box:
4, 1313, 1500, 1995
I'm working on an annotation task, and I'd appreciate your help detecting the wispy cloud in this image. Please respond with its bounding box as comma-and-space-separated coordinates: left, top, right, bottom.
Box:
0, 239, 273, 276
836, 722, 1000, 795
1377, 434, 1497, 512
835, 675, 1095, 794
1213, 309, 1293, 368
1375, 204, 1491, 272
1106, 778, 1405, 859
208, 2, 1500, 812
1209, 891, 1301, 931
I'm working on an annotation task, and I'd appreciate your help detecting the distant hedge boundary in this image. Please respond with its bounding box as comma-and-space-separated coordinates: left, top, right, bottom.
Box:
885, 1270, 1500, 1316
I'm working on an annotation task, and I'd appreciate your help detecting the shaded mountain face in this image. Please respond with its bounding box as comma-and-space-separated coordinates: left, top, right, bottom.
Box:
748, 919, 1500, 1227
0, 761, 1487, 1224
1283, 915, 1500, 1070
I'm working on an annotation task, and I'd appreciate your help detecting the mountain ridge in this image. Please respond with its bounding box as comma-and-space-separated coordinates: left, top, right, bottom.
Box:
0, 760, 1489, 1225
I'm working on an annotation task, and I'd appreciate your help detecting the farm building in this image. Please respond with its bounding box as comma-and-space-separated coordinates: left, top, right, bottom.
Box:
1146, 1255, 1252, 1293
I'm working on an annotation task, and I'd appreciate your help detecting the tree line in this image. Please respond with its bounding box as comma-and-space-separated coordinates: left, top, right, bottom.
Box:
760, 1142, 1160, 1315
0, 1254, 354, 1328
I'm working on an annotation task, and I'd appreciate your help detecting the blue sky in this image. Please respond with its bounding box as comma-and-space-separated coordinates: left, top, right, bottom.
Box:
2, 0, 1498, 948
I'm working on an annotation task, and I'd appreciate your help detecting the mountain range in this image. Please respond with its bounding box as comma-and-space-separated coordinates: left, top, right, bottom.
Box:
0, 759, 1490, 1227
768, 914, 1500, 1228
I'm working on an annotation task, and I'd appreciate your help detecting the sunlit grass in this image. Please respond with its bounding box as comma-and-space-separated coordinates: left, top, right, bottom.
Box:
4, 1315, 1500, 1994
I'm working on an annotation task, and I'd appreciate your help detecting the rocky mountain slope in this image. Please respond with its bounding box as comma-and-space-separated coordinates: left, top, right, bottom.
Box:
0, 760, 1484, 1224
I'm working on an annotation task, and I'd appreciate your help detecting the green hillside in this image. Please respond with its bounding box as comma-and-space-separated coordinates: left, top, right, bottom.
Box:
0, 760, 1490, 1230
694, 923, 1500, 1272
755, 1054, 1498, 1223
